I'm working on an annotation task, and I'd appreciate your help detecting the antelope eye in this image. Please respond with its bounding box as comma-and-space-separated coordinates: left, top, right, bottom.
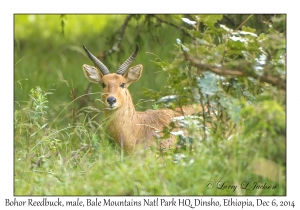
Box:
101, 83, 106, 88
120, 83, 125, 88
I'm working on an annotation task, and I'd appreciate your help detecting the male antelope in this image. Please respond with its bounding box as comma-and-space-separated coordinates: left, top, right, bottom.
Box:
82, 44, 198, 151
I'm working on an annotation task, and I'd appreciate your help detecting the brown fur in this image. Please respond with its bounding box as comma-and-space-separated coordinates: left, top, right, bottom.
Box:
82, 65, 199, 151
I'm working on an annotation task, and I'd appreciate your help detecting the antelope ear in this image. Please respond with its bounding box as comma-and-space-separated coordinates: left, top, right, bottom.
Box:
124, 64, 143, 86
82, 64, 103, 83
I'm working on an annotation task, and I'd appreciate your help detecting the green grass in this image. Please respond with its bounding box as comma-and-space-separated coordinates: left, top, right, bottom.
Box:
14, 87, 285, 195
14, 129, 286, 195
14, 15, 286, 196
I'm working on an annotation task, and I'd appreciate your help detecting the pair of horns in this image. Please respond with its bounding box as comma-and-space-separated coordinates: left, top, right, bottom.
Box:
83, 44, 139, 75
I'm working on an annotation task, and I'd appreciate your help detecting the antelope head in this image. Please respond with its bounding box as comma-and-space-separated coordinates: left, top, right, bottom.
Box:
82, 44, 143, 111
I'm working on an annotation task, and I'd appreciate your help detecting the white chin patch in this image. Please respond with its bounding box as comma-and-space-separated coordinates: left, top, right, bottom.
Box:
105, 104, 118, 110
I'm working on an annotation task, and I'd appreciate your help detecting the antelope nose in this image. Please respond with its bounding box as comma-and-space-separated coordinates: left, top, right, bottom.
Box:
107, 97, 116, 105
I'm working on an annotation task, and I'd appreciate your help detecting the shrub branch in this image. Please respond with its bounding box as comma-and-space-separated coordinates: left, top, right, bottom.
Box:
184, 52, 286, 89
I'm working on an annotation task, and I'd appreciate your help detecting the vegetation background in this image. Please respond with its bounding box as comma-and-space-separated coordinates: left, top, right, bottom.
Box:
14, 14, 286, 195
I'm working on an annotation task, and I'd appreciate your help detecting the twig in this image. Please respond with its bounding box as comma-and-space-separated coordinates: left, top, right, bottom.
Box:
101, 15, 134, 59
184, 52, 286, 89
152, 15, 195, 39
236, 15, 253, 31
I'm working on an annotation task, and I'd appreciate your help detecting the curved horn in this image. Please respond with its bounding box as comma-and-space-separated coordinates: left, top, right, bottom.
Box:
83, 45, 110, 75
116, 44, 139, 75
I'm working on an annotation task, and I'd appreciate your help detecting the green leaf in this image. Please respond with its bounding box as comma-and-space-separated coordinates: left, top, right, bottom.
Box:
196, 72, 219, 96
241, 26, 256, 33
199, 15, 223, 28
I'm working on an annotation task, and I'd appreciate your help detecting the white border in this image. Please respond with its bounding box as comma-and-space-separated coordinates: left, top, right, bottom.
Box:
1, 0, 299, 209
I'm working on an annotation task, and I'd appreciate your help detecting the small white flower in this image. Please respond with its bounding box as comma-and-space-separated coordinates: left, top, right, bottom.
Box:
182, 18, 196, 25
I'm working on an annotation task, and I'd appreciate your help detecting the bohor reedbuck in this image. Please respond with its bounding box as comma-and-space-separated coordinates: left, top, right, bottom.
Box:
82, 44, 199, 151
